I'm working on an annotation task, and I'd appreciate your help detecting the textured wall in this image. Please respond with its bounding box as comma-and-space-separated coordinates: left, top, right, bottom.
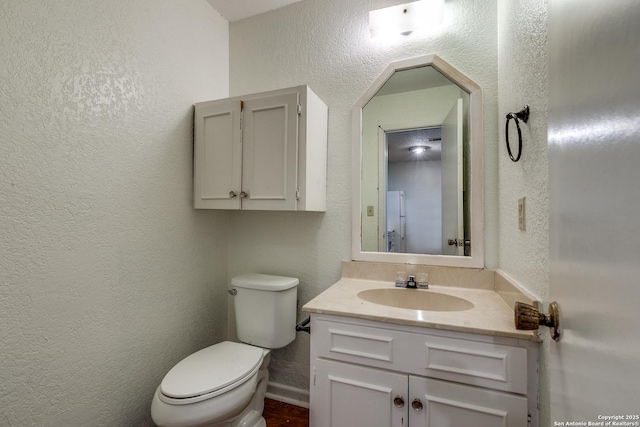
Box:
0, 1, 229, 425
497, 0, 549, 302
228, 0, 498, 391
497, 0, 549, 424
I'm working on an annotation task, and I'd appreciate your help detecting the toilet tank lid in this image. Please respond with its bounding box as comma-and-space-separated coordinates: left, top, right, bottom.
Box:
231, 273, 299, 291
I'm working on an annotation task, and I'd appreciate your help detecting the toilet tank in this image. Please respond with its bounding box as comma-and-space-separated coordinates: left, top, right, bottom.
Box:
231, 273, 299, 349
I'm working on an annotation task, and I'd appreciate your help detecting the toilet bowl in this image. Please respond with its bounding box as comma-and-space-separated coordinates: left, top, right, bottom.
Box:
151, 274, 299, 427
151, 341, 270, 427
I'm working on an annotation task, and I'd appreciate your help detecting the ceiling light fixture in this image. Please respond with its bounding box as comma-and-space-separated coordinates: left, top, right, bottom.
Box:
369, 0, 445, 39
409, 146, 431, 154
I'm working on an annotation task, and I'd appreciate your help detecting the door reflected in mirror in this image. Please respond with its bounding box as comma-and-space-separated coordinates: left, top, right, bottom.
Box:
352, 54, 483, 268
361, 65, 470, 257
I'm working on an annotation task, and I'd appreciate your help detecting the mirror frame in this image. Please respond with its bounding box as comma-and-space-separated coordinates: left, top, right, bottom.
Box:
351, 54, 484, 268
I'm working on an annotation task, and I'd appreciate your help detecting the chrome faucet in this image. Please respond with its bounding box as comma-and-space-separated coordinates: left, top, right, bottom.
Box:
395, 272, 428, 289
406, 275, 417, 288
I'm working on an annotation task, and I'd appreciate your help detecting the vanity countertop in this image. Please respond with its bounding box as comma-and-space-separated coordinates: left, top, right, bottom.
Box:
302, 278, 538, 341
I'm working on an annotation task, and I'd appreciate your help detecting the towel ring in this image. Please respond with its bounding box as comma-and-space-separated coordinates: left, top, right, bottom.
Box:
505, 105, 529, 162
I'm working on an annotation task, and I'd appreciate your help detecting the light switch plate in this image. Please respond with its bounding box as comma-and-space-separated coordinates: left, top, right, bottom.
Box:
518, 197, 526, 230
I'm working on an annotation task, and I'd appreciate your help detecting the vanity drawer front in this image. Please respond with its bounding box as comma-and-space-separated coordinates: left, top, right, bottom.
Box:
314, 318, 528, 395
407, 335, 528, 394
314, 319, 404, 370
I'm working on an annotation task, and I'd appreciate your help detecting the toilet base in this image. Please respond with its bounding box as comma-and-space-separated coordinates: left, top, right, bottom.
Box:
232, 357, 270, 427
231, 412, 266, 427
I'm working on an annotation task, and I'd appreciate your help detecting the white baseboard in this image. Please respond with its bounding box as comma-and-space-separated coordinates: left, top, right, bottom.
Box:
265, 381, 310, 409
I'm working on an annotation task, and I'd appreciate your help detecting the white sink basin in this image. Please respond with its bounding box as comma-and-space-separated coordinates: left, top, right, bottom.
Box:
357, 288, 475, 312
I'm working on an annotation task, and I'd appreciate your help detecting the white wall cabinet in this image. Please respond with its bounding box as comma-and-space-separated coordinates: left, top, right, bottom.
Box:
194, 85, 328, 211
310, 314, 537, 427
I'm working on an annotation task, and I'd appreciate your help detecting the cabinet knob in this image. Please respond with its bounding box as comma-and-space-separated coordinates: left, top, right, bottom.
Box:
240, 191, 248, 198
393, 395, 405, 408
411, 398, 423, 412
229, 191, 237, 198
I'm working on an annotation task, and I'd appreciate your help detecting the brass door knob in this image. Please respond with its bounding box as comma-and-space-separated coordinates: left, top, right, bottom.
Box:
515, 301, 560, 341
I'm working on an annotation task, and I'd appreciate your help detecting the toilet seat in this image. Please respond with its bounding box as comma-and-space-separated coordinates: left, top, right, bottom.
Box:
159, 341, 264, 405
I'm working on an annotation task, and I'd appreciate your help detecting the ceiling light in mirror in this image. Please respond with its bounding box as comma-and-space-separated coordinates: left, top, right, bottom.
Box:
409, 146, 430, 154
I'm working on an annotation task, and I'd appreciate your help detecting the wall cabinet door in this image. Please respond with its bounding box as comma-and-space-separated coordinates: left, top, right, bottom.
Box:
312, 359, 408, 427
408, 376, 528, 427
241, 92, 299, 210
193, 100, 242, 209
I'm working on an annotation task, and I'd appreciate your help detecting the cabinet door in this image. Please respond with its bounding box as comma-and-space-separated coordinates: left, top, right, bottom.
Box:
194, 100, 242, 209
241, 92, 299, 210
408, 376, 528, 427
312, 359, 408, 427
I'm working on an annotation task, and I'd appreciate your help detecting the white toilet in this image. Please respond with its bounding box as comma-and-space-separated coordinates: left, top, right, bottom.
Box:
151, 273, 299, 427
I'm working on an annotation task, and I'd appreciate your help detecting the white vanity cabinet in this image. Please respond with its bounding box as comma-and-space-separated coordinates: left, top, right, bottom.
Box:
310, 314, 537, 427
193, 85, 328, 211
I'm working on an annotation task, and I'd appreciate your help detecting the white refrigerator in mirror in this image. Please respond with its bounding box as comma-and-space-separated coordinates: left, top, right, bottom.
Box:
386, 190, 406, 253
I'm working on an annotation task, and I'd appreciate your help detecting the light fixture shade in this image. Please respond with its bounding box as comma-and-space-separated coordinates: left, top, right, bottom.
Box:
369, 0, 445, 38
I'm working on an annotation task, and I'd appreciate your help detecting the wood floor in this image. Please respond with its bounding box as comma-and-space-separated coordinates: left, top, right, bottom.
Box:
263, 398, 309, 427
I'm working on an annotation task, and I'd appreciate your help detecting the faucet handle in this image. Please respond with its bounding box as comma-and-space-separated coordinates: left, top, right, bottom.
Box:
395, 271, 407, 287
417, 272, 429, 289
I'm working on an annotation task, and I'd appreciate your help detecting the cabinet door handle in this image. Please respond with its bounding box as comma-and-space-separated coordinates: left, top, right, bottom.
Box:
229, 191, 237, 198
393, 395, 405, 408
411, 398, 423, 412
240, 191, 248, 198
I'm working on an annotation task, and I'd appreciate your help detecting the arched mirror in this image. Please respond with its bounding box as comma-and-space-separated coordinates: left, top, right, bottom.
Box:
352, 54, 484, 268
